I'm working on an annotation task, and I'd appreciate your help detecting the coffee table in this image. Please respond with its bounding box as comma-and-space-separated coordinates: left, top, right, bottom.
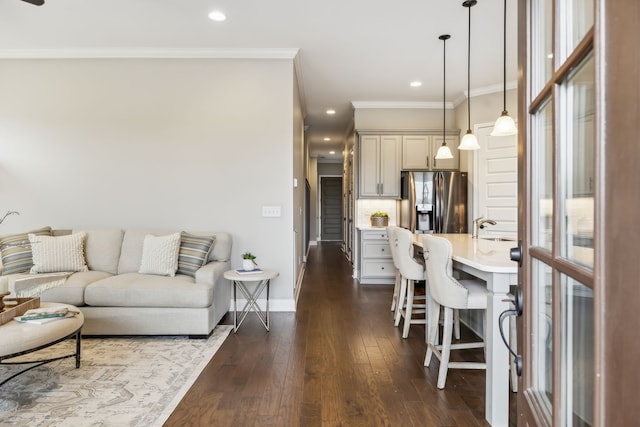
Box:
224, 269, 279, 332
0, 302, 84, 386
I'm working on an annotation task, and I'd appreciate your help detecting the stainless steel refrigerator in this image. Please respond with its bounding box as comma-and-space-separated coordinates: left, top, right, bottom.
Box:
399, 171, 468, 234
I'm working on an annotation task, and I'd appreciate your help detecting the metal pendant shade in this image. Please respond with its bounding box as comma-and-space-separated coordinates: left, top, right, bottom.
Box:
458, 0, 480, 150
435, 34, 454, 160
490, 0, 518, 136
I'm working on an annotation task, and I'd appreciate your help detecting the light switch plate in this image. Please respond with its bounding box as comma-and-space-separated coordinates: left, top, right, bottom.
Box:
262, 206, 281, 217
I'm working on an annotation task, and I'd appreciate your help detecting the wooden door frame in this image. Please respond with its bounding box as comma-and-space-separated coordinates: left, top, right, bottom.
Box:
599, 1, 640, 424
517, 0, 640, 425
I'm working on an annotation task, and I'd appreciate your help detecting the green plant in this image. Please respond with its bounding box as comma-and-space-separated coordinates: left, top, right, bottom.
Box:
370, 211, 389, 218
241, 252, 256, 261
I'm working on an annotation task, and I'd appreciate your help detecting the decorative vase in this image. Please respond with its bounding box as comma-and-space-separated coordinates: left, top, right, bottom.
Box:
242, 259, 256, 271
371, 216, 389, 227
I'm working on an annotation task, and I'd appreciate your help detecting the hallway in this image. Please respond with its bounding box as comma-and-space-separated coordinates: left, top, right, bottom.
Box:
166, 242, 506, 426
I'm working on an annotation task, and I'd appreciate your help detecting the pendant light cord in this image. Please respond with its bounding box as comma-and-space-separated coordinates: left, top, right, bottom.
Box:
466, 2, 472, 131
502, 0, 507, 113
443, 36, 447, 141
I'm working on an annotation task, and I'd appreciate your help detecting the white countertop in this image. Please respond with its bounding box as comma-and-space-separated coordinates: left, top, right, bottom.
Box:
414, 233, 518, 274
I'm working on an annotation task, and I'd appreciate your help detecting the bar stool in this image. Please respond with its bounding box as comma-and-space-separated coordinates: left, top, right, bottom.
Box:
393, 227, 427, 338
421, 235, 487, 389
386, 226, 402, 313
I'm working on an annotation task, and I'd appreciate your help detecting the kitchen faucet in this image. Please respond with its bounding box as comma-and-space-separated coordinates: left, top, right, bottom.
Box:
472, 216, 497, 238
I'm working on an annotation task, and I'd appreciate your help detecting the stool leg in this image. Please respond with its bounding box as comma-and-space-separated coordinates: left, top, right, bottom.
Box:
391, 271, 400, 311
437, 307, 454, 389
394, 276, 407, 326
454, 309, 461, 340
424, 299, 440, 367
402, 280, 415, 338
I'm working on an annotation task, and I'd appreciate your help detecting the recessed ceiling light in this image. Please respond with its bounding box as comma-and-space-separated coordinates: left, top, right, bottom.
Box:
329, 151, 336, 155
410, 81, 422, 87
326, 109, 336, 115
323, 137, 331, 141
547, 53, 554, 59
208, 11, 227, 22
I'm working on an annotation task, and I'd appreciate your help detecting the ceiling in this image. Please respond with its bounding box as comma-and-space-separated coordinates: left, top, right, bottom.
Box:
0, 0, 518, 162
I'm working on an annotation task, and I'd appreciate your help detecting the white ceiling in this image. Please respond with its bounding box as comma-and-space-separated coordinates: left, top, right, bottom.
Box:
0, 0, 518, 162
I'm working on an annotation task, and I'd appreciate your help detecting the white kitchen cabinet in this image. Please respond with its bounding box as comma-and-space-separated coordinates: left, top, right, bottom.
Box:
359, 229, 395, 284
359, 134, 401, 198
402, 133, 459, 171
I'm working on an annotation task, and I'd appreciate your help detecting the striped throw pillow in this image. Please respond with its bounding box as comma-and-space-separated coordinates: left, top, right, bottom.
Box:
0, 227, 52, 275
29, 232, 89, 273
177, 233, 216, 278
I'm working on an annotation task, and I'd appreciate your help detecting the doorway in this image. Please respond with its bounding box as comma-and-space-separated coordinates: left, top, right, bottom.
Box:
320, 176, 343, 241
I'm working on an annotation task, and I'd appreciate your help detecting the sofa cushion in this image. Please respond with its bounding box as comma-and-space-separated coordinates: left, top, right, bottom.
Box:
29, 232, 89, 274
84, 272, 213, 308
138, 232, 181, 277
74, 229, 124, 274
117, 230, 170, 274
0, 227, 52, 275
40, 271, 113, 306
177, 232, 216, 278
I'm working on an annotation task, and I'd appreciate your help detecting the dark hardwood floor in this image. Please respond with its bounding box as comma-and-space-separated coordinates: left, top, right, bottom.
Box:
165, 242, 515, 426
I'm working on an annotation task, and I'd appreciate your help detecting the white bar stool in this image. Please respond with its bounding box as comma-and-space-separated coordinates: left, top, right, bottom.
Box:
393, 227, 427, 338
421, 235, 487, 389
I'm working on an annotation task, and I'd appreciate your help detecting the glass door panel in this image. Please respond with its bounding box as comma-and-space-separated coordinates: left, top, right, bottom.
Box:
532, 99, 554, 251
561, 0, 595, 59
560, 275, 594, 426
532, 0, 554, 94
532, 259, 554, 414
560, 54, 595, 268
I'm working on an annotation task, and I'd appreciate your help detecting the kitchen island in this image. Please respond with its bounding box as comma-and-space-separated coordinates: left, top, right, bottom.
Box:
414, 233, 518, 427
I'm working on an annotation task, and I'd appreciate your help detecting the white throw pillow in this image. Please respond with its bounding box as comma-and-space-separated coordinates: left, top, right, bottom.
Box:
138, 232, 181, 277
29, 232, 89, 274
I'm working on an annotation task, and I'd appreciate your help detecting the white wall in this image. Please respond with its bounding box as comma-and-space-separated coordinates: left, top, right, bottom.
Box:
0, 57, 300, 309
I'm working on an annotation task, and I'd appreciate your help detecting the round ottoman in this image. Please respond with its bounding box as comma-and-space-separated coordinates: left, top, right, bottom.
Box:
0, 302, 84, 386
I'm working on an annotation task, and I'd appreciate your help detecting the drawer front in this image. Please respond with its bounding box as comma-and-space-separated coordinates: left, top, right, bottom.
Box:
362, 229, 388, 241
361, 259, 396, 278
362, 242, 392, 258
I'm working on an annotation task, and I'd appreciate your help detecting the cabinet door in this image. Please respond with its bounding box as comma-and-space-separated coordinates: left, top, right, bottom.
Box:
432, 135, 459, 170
402, 135, 430, 170
359, 135, 381, 197
379, 135, 402, 197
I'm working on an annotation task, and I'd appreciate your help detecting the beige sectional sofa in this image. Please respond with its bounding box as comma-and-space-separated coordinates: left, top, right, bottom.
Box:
1, 228, 232, 337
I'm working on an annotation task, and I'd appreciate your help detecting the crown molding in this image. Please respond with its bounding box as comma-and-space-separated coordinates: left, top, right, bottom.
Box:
452, 80, 518, 107
293, 52, 307, 118
351, 101, 454, 110
0, 47, 300, 59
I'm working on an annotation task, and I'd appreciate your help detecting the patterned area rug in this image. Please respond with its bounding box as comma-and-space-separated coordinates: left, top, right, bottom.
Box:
0, 325, 233, 426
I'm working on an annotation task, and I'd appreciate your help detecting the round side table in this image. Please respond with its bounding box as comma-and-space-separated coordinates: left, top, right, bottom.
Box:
224, 269, 279, 333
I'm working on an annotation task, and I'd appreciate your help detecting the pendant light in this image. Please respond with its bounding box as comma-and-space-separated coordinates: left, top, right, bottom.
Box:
490, 0, 518, 136
435, 34, 453, 160
458, 0, 480, 150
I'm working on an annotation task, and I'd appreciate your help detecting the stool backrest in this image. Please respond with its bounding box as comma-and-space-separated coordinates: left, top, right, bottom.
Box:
420, 235, 468, 308
386, 226, 400, 269
395, 227, 425, 281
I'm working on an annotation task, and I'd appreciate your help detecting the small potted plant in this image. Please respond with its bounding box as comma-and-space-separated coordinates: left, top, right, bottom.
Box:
241, 252, 257, 271
370, 211, 389, 227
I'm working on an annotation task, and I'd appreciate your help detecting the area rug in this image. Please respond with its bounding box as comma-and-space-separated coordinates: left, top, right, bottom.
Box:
0, 325, 233, 427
